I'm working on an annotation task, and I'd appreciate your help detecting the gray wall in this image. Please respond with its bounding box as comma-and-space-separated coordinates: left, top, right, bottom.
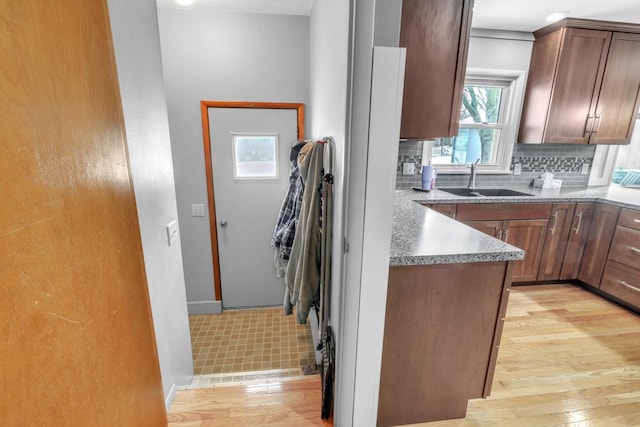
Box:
395, 31, 598, 190
107, 0, 193, 406
156, 8, 310, 313
309, 0, 350, 348
308, 0, 352, 422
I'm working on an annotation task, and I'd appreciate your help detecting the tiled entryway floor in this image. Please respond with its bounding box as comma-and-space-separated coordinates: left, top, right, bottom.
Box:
189, 307, 317, 376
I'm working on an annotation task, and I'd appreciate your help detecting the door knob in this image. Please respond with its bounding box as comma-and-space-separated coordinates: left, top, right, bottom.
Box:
219, 220, 228, 227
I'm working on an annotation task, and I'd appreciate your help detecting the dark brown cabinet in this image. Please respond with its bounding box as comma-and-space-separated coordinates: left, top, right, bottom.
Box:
518, 20, 640, 145
538, 203, 576, 281
578, 203, 620, 286
425, 203, 458, 219
599, 208, 640, 309
378, 261, 512, 426
560, 203, 594, 280
399, 0, 473, 139
457, 203, 552, 282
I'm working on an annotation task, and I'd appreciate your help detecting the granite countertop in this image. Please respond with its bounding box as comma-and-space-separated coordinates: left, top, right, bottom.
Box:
391, 185, 640, 267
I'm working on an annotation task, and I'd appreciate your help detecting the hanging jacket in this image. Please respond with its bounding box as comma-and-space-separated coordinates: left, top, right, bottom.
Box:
284, 141, 323, 323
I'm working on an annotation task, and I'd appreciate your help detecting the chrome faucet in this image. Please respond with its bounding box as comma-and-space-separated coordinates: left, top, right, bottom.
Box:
468, 159, 480, 189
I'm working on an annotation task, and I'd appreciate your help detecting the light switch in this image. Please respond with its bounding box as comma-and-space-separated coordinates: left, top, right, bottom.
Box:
191, 203, 205, 217
166, 220, 178, 247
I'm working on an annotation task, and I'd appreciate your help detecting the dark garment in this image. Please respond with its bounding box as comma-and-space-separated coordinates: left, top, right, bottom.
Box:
271, 142, 306, 260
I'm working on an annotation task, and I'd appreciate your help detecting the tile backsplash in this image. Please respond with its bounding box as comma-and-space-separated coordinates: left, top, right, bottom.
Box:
396, 142, 597, 189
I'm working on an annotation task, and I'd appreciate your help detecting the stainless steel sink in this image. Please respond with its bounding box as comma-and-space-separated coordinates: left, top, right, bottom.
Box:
439, 188, 535, 197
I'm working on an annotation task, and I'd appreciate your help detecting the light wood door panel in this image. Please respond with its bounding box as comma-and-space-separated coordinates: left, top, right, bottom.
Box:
1, 1, 166, 425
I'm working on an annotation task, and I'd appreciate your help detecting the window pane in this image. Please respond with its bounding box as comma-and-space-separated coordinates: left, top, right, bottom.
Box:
460, 85, 503, 124
432, 128, 502, 165
232, 135, 278, 179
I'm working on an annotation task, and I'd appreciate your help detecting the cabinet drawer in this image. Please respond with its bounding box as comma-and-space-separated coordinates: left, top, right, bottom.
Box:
608, 226, 640, 269
456, 203, 552, 221
600, 260, 640, 308
618, 208, 640, 231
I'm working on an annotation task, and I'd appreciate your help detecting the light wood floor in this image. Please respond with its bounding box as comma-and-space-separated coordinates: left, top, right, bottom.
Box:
168, 284, 640, 427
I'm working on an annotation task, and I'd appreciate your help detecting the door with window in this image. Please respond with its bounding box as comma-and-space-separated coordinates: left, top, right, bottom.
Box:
206, 105, 301, 308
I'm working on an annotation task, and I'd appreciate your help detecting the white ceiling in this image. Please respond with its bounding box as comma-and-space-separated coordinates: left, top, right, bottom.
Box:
155, 0, 313, 16
472, 0, 640, 32
155, 0, 640, 32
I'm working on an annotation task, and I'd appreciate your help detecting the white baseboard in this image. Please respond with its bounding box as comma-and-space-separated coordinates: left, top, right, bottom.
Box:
187, 300, 222, 315
165, 383, 177, 411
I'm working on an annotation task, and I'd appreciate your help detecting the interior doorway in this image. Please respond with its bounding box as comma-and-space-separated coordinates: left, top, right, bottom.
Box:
193, 101, 315, 383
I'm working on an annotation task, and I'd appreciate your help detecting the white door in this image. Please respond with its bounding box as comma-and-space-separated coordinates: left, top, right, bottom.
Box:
209, 108, 298, 308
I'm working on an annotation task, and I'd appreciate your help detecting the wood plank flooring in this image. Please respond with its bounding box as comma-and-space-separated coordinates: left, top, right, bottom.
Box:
168, 376, 332, 426
168, 284, 640, 427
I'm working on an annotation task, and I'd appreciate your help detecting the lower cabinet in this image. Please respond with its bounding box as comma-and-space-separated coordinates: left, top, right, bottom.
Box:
560, 203, 594, 280
597, 208, 640, 309
378, 261, 513, 426
538, 203, 576, 281
578, 203, 620, 286
457, 203, 552, 283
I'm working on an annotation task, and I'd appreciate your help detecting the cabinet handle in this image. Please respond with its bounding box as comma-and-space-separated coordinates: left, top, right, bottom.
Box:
549, 212, 558, 235
626, 245, 640, 254
573, 212, 583, 234
634, 219, 640, 224
617, 280, 640, 294
503, 229, 509, 242
497, 229, 502, 240
584, 115, 595, 136
593, 114, 602, 133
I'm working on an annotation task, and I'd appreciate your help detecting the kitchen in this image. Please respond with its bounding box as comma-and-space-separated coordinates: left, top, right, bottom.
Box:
162, 0, 640, 425
370, 0, 640, 425
5, 0, 640, 425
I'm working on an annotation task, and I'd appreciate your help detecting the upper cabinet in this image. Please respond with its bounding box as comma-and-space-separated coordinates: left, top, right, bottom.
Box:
518, 19, 640, 145
399, 0, 474, 140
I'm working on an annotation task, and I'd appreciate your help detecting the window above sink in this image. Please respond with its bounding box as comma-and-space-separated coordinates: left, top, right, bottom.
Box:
421, 68, 527, 175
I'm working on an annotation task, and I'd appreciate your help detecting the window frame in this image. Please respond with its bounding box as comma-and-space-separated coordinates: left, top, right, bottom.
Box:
422, 68, 527, 174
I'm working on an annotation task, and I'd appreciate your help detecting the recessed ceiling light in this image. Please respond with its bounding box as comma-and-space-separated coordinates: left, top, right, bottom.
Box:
175, 0, 194, 6
545, 11, 570, 23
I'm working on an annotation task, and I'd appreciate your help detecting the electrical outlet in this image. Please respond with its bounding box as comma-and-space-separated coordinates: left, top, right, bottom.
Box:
581, 163, 590, 175
402, 162, 415, 175
513, 163, 522, 175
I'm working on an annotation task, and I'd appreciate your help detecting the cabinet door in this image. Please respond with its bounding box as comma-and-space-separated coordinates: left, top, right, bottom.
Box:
538, 203, 575, 281
462, 220, 502, 239
560, 203, 594, 280
590, 32, 640, 145
578, 203, 620, 286
426, 203, 457, 219
399, 0, 473, 139
544, 29, 611, 144
504, 219, 548, 282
